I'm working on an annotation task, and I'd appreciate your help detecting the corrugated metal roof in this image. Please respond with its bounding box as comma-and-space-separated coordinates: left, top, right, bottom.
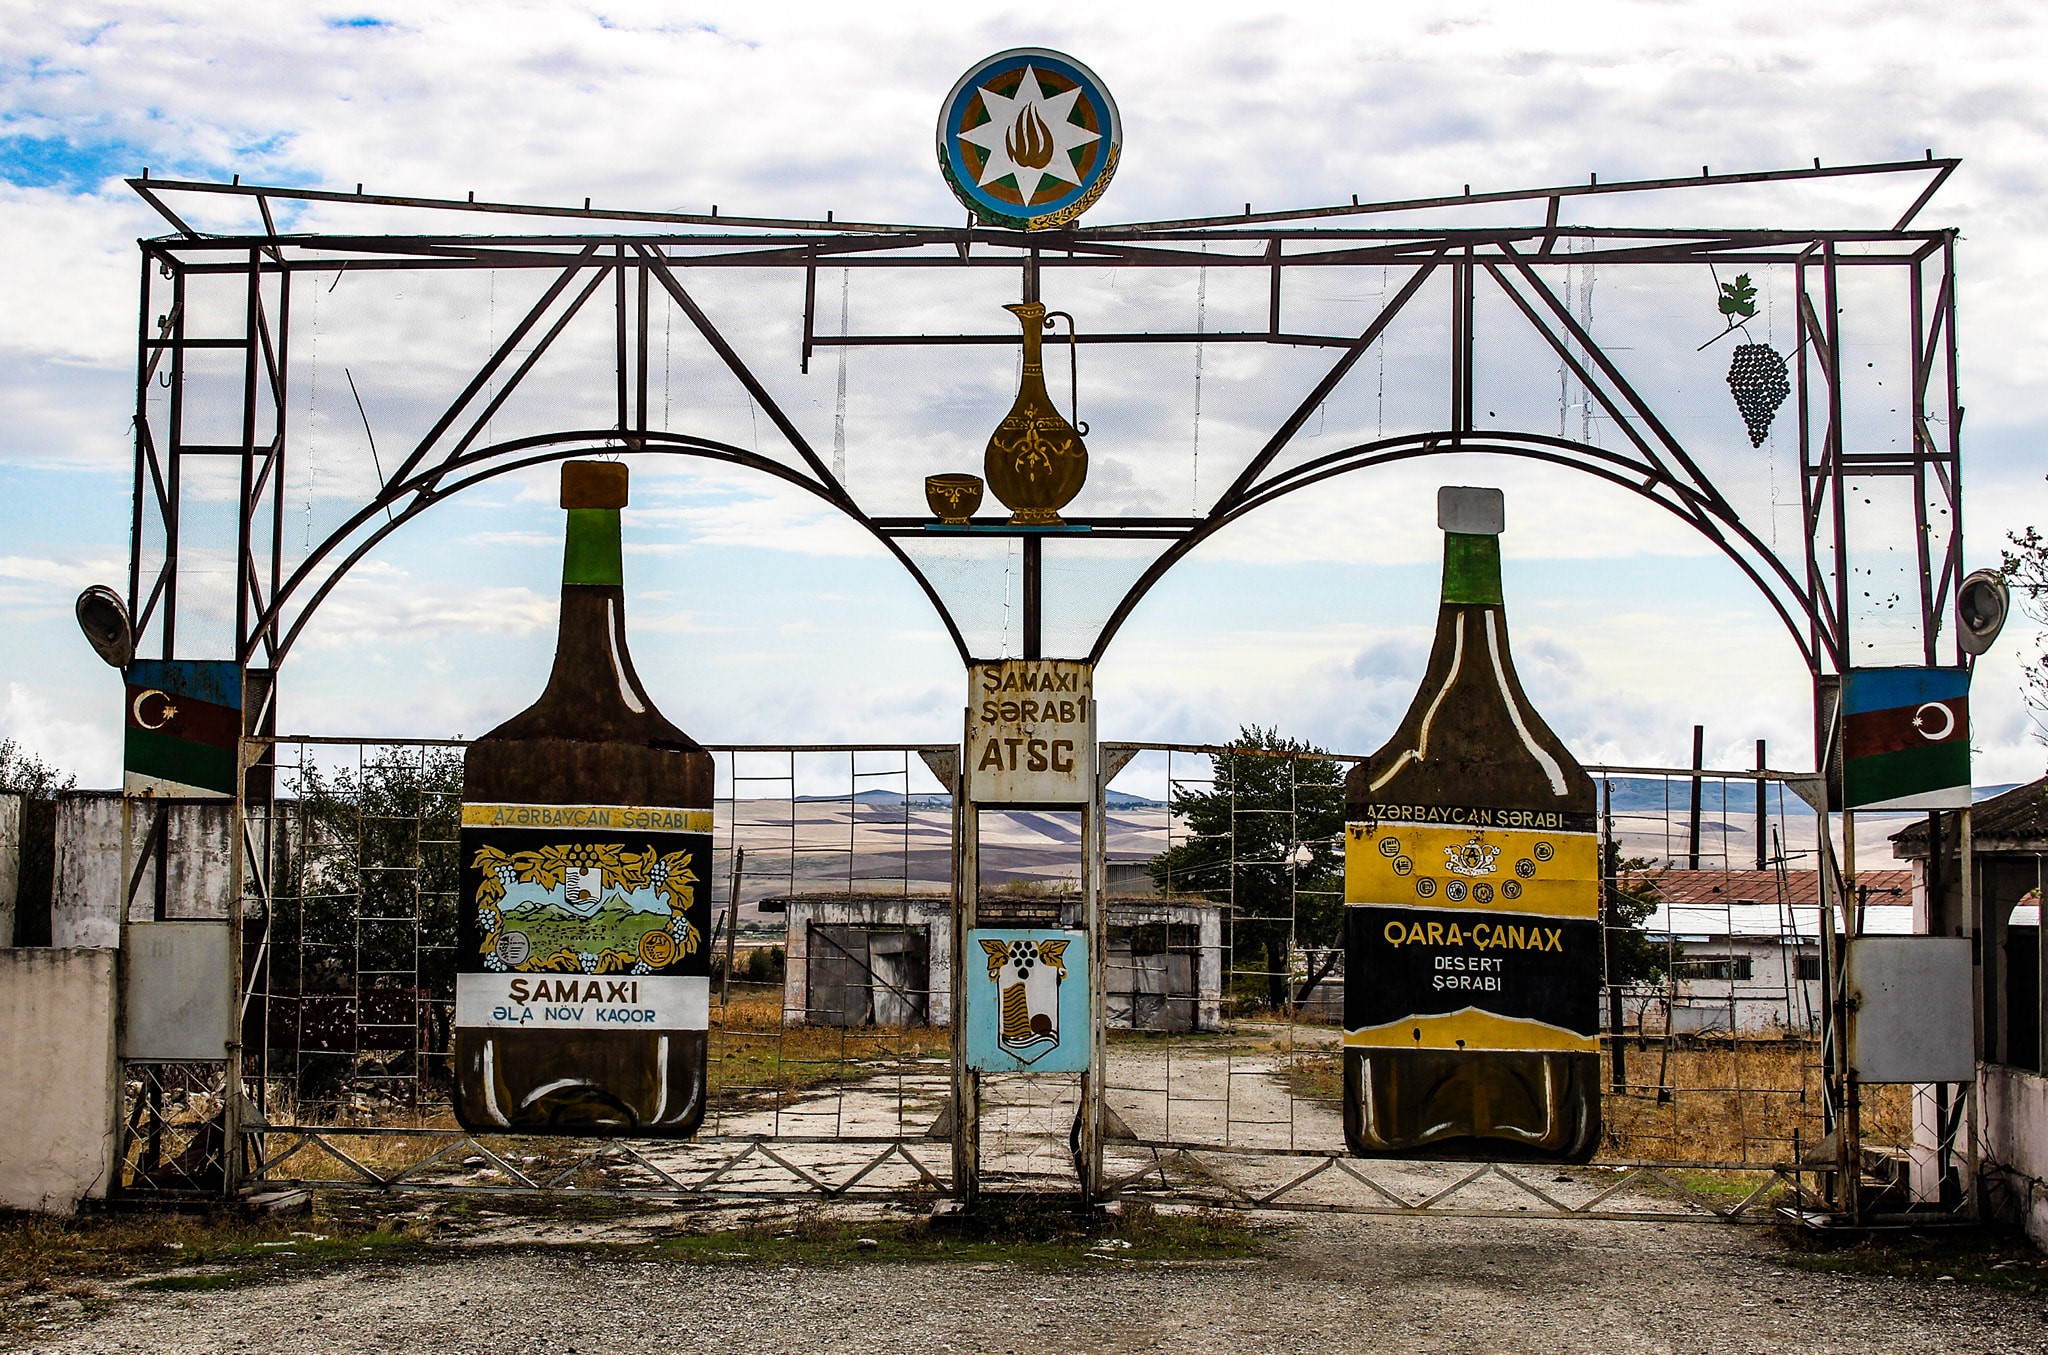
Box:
1622, 868, 1911, 908
1892, 777, 2048, 855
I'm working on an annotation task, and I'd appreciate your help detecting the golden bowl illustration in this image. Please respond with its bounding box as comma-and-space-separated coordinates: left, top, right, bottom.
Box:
925, 473, 984, 524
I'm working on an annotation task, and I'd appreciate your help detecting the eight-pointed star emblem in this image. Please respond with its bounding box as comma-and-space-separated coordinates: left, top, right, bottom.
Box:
939, 49, 1121, 229
956, 63, 1101, 206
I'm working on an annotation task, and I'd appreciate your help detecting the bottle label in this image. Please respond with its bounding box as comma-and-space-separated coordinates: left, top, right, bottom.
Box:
1343, 809, 1599, 1052
455, 801, 714, 1031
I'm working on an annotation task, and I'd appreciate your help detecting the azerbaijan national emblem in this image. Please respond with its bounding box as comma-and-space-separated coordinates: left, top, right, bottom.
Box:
938, 48, 1121, 230
979, 935, 1072, 1062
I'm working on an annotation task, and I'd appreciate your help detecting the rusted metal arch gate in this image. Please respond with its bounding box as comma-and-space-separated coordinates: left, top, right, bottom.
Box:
119, 158, 1966, 1215
123, 155, 1962, 683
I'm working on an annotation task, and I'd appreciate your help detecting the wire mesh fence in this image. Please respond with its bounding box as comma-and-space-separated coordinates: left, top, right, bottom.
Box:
182, 734, 1968, 1218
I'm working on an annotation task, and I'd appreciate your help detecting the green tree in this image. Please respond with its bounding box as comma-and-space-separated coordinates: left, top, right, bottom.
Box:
2002, 526, 2048, 730
263, 748, 463, 1105
1603, 842, 1667, 988
0, 738, 76, 796
1147, 726, 1345, 1010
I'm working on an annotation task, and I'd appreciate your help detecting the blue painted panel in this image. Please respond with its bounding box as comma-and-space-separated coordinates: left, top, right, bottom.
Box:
125, 659, 242, 710
1842, 665, 1968, 715
964, 928, 1090, 1074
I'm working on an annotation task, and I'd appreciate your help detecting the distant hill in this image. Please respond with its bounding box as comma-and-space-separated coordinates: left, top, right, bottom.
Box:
782, 787, 1164, 809
1597, 776, 2018, 816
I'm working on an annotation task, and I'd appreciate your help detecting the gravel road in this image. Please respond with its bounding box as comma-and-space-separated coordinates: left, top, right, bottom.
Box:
11, 1208, 2047, 1355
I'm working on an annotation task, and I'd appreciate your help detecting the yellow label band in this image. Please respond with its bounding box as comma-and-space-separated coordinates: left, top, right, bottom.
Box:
1346, 820, 1596, 918
1345, 1009, 1599, 1054
460, 802, 714, 833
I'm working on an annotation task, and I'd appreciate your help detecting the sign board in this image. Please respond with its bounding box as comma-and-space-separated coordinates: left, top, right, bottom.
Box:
964, 928, 1090, 1073
966, 660, 1094, 806
124, 660, 242, 798
1842, 666, 1971, 811
1846, 936, 1974, 1083
122, 921, 234, 1061
454, 802, 715, 1032
1344, 804, 1601, 1053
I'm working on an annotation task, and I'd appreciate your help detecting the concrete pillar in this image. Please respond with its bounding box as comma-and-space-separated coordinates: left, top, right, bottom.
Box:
0, 948, 121, 1212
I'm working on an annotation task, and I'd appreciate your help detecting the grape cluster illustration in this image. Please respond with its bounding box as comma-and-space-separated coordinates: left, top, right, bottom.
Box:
1726, 342, 1790, 447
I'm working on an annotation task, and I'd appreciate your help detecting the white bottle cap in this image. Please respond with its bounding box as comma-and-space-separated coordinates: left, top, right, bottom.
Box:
1438, 486, 1504, 535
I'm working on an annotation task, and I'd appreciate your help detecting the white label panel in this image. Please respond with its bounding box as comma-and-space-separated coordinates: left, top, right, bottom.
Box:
456, 973, 709, 1031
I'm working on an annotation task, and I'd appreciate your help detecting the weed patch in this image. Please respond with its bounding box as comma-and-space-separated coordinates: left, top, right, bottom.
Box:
653, 1197, 1264, 1270
1781, 1225, 2048, 1294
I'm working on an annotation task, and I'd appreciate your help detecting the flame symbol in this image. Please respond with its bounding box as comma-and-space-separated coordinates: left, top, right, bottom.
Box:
1005, 103, 1054, 170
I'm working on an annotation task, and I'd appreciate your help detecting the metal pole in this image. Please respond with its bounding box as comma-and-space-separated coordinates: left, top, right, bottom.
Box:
1830, 797, 1864, 1220
1022, 535, 1042, 660
951, 700, 979, 1203
1754, 739, 1768, 872
222, 701, 249, 1199
1080, 704, 1105, 1201
721, 845, 745, 1007
1687, 724, 1704, 870
1961, 804, 1980, 1217
1602, 778, 1625, 1094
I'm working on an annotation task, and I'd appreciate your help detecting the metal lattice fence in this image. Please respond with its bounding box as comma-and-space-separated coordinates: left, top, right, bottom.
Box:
165, 734, 1969, 1221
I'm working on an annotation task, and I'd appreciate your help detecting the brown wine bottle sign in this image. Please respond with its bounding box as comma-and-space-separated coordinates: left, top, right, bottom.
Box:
455, 802, 714, 1032
1343, 804, 1599, 1053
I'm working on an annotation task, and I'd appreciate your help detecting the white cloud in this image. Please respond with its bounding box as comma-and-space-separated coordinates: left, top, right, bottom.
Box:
2, 0, 2046, 776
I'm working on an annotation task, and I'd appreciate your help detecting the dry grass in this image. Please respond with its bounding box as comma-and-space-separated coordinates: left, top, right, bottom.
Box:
708, 989, 949, 1104
1603, 1039, 1908, 1165
1273, 1037, 1910, 1168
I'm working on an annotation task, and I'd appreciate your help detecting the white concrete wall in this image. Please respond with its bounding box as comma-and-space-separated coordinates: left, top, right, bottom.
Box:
52, 793, 234, 947
1659, 939, 1824, 1035
0, 947, 120, 1213
1980, 1063, 2048, 1246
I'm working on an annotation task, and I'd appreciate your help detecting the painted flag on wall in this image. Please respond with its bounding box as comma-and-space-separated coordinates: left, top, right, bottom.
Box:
124, 660, 242, 798
1842, 666, 1970, 811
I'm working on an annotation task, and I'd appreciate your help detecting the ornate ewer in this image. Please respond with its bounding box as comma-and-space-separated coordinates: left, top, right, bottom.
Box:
984, 301, 1088, 525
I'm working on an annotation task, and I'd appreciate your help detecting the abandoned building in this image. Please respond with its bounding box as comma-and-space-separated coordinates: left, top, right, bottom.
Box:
1632, 867, 1915, 1035
1892, 778, 2048, 1239
762, 891, 1224, 1032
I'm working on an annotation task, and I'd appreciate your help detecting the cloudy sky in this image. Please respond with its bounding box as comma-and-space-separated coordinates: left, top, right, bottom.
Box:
2, 0, 2045, 801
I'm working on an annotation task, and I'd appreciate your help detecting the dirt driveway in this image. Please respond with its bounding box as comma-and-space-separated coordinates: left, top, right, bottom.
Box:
12, 1205, 2048, 1355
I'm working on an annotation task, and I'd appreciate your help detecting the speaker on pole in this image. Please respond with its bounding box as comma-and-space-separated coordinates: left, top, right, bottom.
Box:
1956, 568, 2009, 657
74, 585, 134, 669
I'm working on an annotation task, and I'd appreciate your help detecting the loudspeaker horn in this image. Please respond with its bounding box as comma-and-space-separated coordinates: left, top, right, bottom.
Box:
1957, 568, 2009, 657
74, 585, 134, 669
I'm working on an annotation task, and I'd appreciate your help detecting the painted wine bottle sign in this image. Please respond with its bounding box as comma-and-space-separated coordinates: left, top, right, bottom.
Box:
452, 461, 714, 1137
1343, 487, 1601, 1162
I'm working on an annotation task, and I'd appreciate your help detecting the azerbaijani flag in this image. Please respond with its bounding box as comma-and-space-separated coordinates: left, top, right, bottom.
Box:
124, 660, 242, 798
1842, 666, 1970, 811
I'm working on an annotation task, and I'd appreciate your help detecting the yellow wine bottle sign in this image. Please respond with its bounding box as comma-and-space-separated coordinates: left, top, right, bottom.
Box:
1344, 806, 1599, 1053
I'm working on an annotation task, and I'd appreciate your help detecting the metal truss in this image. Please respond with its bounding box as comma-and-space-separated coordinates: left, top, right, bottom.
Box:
124, 155, 1963, 678
245, 1127, 946, 1202
1116, 1146, 1805, 1223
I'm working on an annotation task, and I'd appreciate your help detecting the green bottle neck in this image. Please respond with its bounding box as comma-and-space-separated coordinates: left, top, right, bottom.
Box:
1441, 532, 1504, 606
562, 508, 624, 587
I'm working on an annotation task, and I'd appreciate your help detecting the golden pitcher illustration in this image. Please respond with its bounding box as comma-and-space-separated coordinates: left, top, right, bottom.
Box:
984, 301, 1089, 525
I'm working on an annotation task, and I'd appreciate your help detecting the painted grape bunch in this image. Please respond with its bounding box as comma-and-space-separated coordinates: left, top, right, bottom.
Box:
1726, 342, 1790, 448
